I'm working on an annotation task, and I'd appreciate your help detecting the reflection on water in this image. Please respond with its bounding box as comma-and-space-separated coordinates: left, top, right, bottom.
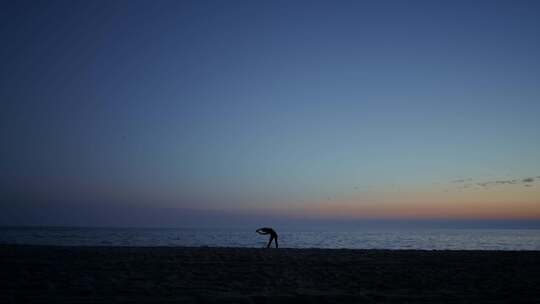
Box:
1, 227, 539, 250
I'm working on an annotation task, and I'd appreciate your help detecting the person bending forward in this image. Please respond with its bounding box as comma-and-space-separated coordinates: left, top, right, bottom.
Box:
256, 227, 278, 248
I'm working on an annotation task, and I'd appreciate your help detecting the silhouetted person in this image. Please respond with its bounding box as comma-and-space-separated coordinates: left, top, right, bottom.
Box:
256, 227, 278, 248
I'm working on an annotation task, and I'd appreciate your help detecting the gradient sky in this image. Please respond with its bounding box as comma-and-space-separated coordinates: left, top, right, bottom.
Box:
1, 0, 540, 226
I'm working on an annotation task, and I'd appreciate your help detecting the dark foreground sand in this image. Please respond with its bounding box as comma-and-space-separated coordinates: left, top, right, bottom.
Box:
1, 245, 539, 303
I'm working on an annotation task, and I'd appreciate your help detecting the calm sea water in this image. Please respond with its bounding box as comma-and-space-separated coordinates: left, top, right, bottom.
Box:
1, 227, 539, 250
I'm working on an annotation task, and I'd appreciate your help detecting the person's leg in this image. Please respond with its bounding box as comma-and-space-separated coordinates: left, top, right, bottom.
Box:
267, 236, 272, 248
274, 236, 278, 248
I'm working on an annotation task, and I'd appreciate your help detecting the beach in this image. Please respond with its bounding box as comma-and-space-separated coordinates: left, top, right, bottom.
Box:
1, 245, 539, 303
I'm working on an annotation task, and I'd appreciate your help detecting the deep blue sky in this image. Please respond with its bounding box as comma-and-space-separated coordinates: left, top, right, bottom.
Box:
1, 0, 539, 226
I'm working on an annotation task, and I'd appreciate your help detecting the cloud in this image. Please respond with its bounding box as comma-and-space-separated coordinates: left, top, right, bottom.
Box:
477, 179, 519, 188
495, 179, 519, 185
478, 177, 539, 188
450, 176, 538, 191
450, 178, 473, 183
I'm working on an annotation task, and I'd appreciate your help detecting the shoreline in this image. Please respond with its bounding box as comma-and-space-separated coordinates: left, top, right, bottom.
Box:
2, 243, 540, 251
2, 245, 540, 303
2, 243, 540, 252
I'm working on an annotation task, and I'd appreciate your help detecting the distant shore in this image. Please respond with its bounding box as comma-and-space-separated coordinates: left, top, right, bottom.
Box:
1, 245, 539, 303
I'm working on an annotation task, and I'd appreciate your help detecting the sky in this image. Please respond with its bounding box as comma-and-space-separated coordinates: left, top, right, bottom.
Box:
1, 0, 540, 227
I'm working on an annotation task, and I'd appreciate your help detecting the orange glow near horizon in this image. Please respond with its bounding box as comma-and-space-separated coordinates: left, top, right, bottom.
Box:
262, 185, 540, 220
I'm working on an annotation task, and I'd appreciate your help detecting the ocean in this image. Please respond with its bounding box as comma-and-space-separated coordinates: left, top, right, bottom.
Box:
1, 226, 539, 250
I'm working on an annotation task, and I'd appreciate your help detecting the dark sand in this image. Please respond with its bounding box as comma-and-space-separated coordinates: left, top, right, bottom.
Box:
1, 245, 539, 303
